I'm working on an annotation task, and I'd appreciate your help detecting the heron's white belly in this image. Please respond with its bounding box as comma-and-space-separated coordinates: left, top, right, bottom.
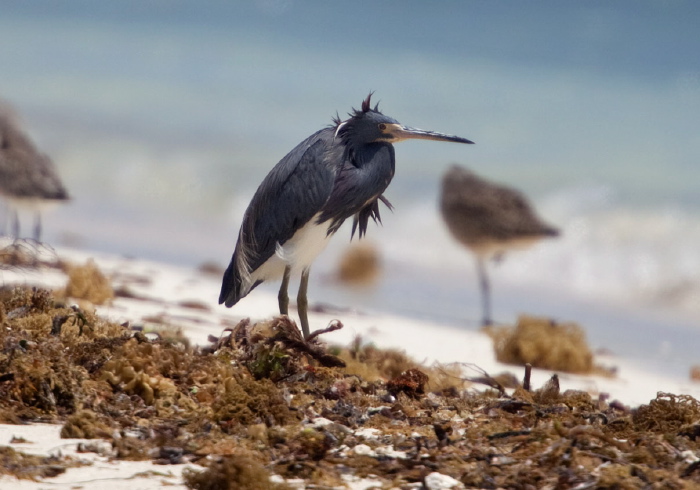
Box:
250, 213, 333, 283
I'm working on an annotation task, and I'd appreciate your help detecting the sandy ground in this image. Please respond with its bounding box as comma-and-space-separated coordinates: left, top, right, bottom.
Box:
0, 423, 191, 489
2, 245, 700, 488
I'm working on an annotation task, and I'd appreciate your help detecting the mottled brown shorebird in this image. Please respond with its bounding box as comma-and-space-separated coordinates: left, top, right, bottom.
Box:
0, 101, 69, 240
441, 165, 559, 326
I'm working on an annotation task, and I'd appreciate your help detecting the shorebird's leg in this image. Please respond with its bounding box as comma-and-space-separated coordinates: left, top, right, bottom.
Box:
297, 267, 311, 339
11, 209, 20, 239
0, 203, 6, 236
278, 265, 291, 315
476, 257, 492, 326
33, 212, 42, 242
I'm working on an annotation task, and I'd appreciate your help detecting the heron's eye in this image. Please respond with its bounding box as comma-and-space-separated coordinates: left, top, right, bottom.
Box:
378, 123, 387, 131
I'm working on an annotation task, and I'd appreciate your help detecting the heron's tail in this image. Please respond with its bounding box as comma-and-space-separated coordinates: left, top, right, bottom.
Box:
218, 260, 242, 306
218, 252, 262, 307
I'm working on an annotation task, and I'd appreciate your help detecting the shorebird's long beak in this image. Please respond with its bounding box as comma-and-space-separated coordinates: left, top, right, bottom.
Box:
385, 123, 474, 144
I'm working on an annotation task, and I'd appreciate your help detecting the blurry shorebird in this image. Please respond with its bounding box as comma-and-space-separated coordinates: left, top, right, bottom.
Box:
440, 165, 559, 326
0, 101, 69, 240
220, 94, 473, 338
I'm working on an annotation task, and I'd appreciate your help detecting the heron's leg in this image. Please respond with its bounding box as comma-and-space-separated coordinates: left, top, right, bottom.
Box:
297, 267, 311, 339
476, 257, 492, 326
278, 265, 291, 315
33, 212, 42, 242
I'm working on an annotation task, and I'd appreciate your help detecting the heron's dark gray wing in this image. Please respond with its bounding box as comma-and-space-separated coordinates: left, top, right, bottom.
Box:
219, 129, 336, 306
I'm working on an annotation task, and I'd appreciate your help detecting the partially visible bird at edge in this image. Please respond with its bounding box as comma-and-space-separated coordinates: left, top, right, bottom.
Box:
220, 94, 474, 338
0, 100, 69, 241
440, 165, 559, 327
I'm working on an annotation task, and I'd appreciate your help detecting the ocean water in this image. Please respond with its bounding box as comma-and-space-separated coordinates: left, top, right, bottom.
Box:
1, 2, 699, 369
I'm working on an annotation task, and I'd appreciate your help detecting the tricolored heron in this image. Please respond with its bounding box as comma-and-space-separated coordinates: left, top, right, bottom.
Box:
440, 165, 559, 326
220, 94, 473, 337
0, 101, 69, 241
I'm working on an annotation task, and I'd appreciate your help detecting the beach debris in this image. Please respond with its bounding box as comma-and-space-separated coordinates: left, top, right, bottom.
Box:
523, 362, 532, 390
51, 304, 90, 336
62, 258, 114, 305
424, 471, 465, 489
338, 335, 468, 395
484, 314, 598, 374
632, 392, 700, 433
196, 260, 225, 277
177, 299, 211, 311
691, 365, 700, 383
183, 454, 292, 490
460, 363, 509, 395
1, 286, 700, 488
0, 446, 81, 480
207, 316, 346, 381
0, 239, 61, 270
336, 241, 382, 285
60, 410, 112, 439
0, 240, 39, 269
387, 368, 429, 398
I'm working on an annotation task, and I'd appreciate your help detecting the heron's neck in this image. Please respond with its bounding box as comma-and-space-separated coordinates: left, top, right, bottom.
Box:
350, 142, 392, 168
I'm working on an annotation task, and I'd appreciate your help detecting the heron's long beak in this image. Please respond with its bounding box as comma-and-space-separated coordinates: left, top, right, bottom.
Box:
387, 123, 474, 144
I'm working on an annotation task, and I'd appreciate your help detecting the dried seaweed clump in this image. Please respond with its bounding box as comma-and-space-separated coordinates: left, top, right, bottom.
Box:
100, 338, 194, 411
691, 365, 700, 382
212, 373, 295, 428
60, 410, 113, 439
64, 259, 114, 305
0, 242, 35, 269
486, 315, 593, 373
0, 446, 80, 480
338, 335, 421, 382
183, 455, 291, 490
336, 242, 381, 285
633, 392, 700, 433
0, 287, 118, 420
336, 336, 468, 394
211, 316, 345, 382
387, 368, 429, 398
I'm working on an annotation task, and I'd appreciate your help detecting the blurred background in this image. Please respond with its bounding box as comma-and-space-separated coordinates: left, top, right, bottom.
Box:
1, 1, 698, 368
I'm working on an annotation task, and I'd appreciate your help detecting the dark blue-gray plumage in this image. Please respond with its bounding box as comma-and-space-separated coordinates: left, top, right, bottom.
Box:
219, 94, 473, 337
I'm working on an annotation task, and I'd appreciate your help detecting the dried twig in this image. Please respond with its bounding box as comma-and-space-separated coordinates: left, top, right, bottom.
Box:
460, 363, 507, 396
306, 319, 344, 342
270, 317, 345, 367
523, 363, 532, 391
